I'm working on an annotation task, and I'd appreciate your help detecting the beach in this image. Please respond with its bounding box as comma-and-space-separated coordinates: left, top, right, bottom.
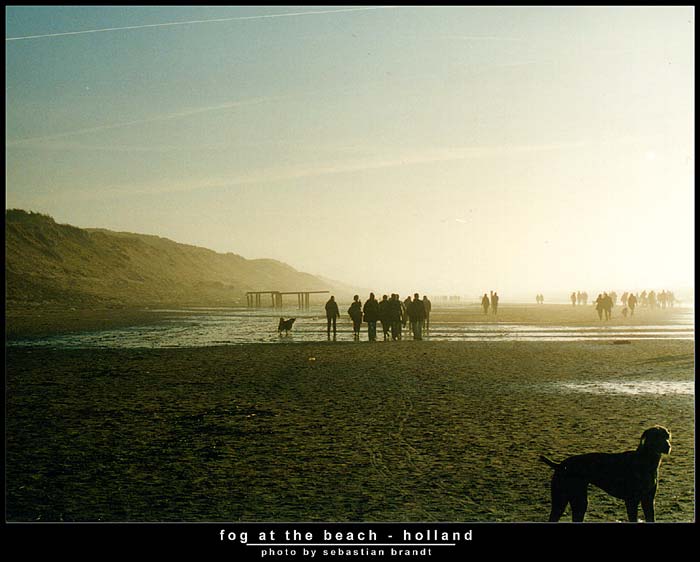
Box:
5, 307, 694, 521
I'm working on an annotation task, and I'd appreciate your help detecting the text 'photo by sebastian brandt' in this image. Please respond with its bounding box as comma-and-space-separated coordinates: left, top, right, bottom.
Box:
5, 4, 694, 542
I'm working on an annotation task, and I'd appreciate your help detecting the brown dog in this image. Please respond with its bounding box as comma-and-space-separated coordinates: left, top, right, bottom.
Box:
540, 426, 671, 522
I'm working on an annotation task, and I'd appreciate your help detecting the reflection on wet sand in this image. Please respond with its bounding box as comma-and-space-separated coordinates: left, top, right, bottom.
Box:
7, 305, 694, 349
559, 380, 694, 396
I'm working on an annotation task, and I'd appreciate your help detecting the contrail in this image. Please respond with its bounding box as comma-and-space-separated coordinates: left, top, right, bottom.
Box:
6, 6, 398, 41
6, 97, 279, 146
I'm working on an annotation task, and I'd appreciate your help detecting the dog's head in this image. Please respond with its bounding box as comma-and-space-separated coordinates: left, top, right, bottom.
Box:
639, 426, 672, 455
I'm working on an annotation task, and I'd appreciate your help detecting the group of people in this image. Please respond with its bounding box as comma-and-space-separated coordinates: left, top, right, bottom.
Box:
324, 293, 432, 341
594, 293, 615, 320
481, 291, 499, 315
627, 290, 676, 309
580, 289, 677, 320
570, 291, 590, 306
322, 285, 678, 338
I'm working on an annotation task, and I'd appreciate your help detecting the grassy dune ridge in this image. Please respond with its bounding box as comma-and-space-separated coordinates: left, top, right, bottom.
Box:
5, 209, 348, 307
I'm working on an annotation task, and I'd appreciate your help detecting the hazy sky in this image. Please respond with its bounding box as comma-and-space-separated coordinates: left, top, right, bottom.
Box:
5, 6, 694, 298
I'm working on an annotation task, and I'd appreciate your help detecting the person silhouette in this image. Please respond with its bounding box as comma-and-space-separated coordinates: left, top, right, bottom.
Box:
325, 295, 340, 339
403, 295, 412, 335
348, 295, 363, 339
492, 292, 499, 315
595, 294, 604, 320
408, 293, 425, 340
571, 292, 577, 306
482, 293, 490, 315
422, 295, 432, 332
389, 293, 403, 341
378, 294, 390, 341
648, 290, 657, 309
363, 292, 380, 342
603, 292, 613, 320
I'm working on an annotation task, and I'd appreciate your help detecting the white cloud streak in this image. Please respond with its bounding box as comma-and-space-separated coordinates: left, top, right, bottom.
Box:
6, 6, 398, 42
49, 139, 605, 200
445, 35, 523, 41
6, 96, 280, 147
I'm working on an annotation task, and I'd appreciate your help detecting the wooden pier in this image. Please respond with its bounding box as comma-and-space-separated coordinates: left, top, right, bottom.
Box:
245, 290, 330, 310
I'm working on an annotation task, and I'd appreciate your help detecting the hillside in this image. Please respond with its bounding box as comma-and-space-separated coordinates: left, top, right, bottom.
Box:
5, 210, 345, 307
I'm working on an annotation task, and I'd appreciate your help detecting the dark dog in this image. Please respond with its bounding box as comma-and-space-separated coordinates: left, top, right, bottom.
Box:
278, 317, 296, 335
540, 426, 671, 522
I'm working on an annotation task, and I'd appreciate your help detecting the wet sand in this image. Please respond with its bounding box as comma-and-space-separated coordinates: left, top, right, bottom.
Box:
5, 305, 172, 340
5, 303, 691, 341
6, 337, 694, 522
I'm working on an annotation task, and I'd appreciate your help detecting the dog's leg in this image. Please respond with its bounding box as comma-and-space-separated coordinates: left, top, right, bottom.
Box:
548, 474, 569, 522
625, 498, 640, 522
548, 502, 567, 522
640, 490, 656, 522
569, 481, 589, 522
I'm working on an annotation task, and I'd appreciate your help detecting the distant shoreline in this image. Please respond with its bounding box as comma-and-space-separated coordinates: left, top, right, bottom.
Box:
5, 303, 694, 341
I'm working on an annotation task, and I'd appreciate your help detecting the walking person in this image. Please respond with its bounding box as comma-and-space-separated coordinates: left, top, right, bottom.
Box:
389, 293, 403, 341
325, 295, 340, 339
403, 295, 412, 336
648, 290, 657, 309
595, 294, 604, 320
408, 293, 425, 340
491, 292, 499, 315
603, 292, 613, 320
348, 295, 363, 340
628, 292, 637, 316
363, 292, 380, 342
481, 293, 490, 315
423, 295, 432, 332
571, 292, 577, 306
378, 294, 391, 341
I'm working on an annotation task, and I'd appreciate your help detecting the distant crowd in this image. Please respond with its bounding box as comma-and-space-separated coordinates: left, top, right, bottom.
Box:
565, 289, 677, 320
314, 286, 680, 342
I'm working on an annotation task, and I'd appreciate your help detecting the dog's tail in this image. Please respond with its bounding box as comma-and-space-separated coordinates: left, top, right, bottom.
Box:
539, 455, 560, 469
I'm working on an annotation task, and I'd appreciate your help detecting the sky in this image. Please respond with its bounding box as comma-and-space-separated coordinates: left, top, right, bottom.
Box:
5, 6, 695, 300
